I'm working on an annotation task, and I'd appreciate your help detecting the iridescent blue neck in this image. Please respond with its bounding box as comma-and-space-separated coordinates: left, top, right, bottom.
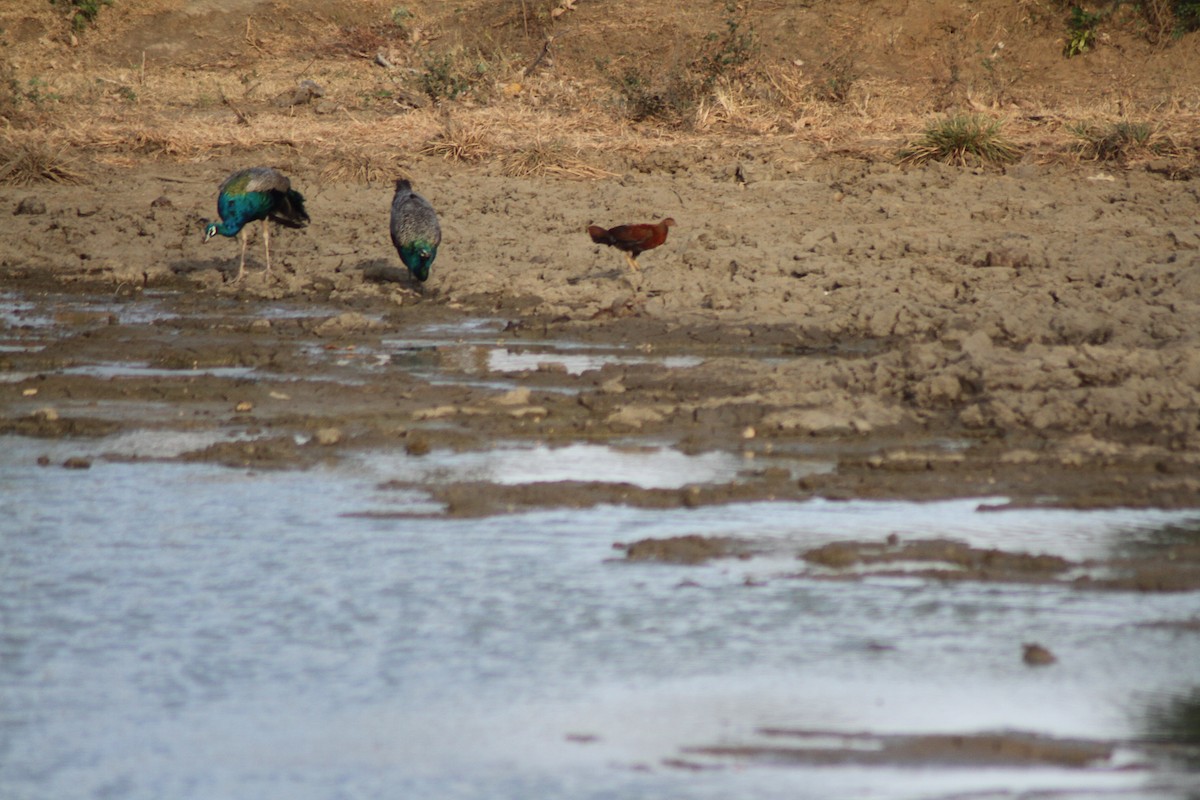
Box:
212, 219, 245, 238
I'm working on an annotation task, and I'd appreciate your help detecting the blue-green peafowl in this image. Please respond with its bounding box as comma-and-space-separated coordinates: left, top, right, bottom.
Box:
389, 179, 441, 283
202, 167, 309, 282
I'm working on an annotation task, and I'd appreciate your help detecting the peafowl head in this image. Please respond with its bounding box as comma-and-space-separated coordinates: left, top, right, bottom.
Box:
202, 221, 219, 242
402, 242, 437, 282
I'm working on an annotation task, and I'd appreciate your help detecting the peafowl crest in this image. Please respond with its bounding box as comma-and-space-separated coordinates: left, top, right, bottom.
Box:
202, 166, 309, 282
389, 178, 441, 283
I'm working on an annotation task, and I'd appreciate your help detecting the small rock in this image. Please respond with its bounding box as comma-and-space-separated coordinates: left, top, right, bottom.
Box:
405, 436, 431, 456
1000, 449, 1040, 464
37, 455, 50, 467
1022, 643, 1057, 666
412, 405, 457, 421
150, 195, 173, 208
235, 401, 254, 413
273, 79, 324, 108
15, 197, 46, 215
493, 387, 532, 406
313, 427, 342, 446
33, 407, 59, 422
22, 388, 38, 397
313, 312, 384, 337
249, 319, 272, 331
62, 457, 92, 470
606, 406, 665, 429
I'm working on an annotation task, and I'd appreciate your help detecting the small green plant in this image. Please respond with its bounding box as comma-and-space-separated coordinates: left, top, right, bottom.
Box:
810, 53, 859, 104
1064, 5, 1103, 57
610, 66, 700, 123
419, 52, 470, 101
614, 67, 667, 121
1174, 0, 1200, 31
52, 0, 113, 32
21, 77, 62, 106
1069, 120, 1157, 161
698, 1, 758, 85
899, 114, 1021, 167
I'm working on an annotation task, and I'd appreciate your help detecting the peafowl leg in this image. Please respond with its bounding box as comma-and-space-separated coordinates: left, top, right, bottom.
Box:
623, 252, 641, 272
234, 230, 248, 282
262, 218, 272, 275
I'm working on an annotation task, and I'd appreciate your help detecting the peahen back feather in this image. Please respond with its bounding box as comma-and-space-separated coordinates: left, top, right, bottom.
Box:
390, 178, 441, 283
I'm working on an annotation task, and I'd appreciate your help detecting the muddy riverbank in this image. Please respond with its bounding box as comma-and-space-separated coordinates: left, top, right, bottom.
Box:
3, 152, 1200, 512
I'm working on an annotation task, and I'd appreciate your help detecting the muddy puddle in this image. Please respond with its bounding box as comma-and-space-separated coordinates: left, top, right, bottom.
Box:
2, 286, 1199, 800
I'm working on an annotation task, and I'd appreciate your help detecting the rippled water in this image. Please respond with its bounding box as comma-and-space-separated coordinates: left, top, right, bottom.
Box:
2, 295, 1200, 799
3, 441, 1200, 800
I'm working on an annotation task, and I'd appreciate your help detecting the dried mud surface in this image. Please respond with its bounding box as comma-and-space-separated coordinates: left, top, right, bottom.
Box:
3, 155, 1200, 514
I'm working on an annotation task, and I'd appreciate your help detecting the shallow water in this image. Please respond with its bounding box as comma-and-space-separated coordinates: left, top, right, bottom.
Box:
3, 440, 1200, 800
2, 296, 1200, 799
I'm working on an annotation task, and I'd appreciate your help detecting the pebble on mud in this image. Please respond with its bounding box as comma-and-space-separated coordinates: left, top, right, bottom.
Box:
62, 457, 92, 469
313, 427, 342, 446
15, 197, 46, 215
493, 387, 532, 406
1022, 643, 1057, 666
235, 401, 254, 413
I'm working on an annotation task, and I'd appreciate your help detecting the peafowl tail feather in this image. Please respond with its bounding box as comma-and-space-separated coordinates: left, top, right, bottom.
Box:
269, 189, 309, 229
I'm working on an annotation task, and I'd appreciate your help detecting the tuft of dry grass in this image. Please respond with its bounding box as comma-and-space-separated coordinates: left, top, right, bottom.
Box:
419, 119, 494, 162
499, 136, 616, 180
1069, 120, 1161, 162
317, 144, 405, 184
0, 135, 86, 185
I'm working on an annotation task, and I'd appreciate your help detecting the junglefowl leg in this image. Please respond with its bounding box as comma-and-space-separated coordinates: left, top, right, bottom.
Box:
623, 252, 641, 272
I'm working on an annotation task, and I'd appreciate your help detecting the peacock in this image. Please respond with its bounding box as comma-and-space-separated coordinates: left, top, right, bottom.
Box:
389, 178, 441, 283
202, 167, 309, 282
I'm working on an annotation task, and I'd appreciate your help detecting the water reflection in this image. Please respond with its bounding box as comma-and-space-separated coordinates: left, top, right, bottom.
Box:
1141, 686, 1200, 770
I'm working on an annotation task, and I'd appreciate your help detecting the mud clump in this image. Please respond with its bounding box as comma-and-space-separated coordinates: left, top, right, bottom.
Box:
690, 729, 1115, 768
0, 411, 121, 439
180, 436, 312, 469
802, 538, 1070, 581
622, 534, 750, 565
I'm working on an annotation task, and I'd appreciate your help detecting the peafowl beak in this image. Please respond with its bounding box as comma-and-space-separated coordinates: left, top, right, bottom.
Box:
202, 222, 217, 243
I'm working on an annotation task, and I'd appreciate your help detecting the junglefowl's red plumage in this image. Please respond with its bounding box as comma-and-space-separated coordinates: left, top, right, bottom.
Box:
587, 218, 675, 272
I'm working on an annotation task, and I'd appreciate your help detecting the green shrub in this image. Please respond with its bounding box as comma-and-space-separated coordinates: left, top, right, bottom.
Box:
697, 1, 758, 85
899, 114, 1021, 167
51, 0, 113, 32
1069, 120, 1157, 161
1175, 1, 1200, 32
419, 53, 470, 101
1064, 5, 1103, 57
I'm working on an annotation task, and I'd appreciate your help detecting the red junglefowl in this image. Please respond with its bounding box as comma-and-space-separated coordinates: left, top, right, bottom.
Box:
587, 218, 675, 272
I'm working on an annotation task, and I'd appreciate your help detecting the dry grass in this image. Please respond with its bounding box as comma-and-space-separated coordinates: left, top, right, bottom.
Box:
317, 144, 406, 184
419, 119, 494, 162
1069, 120, 1164, 162
499, 136, 616, 179
0, 134, 86, 185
